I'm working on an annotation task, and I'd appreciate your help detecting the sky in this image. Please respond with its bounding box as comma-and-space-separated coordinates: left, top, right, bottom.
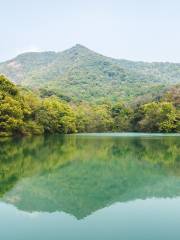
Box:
1, 0, 180, 62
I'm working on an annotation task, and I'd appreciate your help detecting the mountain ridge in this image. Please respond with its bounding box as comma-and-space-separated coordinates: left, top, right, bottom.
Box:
3, 44, 180, 64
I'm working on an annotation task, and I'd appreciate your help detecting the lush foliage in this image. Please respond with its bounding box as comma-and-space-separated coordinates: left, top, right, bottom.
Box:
0, 76, 179, 136
0, 75, 76, 136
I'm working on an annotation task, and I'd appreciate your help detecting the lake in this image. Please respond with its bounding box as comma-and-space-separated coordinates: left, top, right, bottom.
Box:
0, 133, 180, 240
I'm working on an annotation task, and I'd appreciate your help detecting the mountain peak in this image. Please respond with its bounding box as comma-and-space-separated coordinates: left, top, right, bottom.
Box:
68, 44, 92, 53
62, 44, 94, 58
74, 44, 88, 49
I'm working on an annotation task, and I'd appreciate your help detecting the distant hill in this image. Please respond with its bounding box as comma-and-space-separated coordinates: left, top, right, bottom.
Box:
0, 44, 180, 102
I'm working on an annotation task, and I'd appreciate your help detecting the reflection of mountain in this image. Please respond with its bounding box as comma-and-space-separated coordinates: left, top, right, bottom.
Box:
0, 134, 180, 219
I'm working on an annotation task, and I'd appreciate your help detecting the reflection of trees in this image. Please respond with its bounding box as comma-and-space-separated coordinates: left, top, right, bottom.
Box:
0, 135, 73, 196
0, 135, 180, 219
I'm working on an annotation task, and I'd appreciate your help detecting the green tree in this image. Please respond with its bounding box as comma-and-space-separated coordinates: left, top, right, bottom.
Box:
0, 95, 24, 136
37, 97, 76, 134
111, 102, 133, 131
138, 102, 178, 132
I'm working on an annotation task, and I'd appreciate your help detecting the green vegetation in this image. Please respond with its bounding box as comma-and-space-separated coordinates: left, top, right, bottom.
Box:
0, 75, 179, 136
0, 44, 180, 102
0, 75, 76, 136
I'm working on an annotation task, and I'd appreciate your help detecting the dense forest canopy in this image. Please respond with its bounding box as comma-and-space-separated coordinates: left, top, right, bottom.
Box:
0, 44, 180, 103
0, 75, 179, 136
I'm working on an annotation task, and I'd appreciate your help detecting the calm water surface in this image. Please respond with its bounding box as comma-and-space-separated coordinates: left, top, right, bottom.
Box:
0, 133, 180, 240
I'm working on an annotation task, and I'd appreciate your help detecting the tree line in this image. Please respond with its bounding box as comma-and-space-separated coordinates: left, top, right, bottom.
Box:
0, 75, 179, 137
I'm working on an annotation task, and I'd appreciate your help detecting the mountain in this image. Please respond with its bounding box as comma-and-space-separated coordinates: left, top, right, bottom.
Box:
0, 44, 180, 102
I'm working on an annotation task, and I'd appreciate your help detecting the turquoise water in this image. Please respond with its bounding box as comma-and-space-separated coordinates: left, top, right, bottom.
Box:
0, 133, 180, 240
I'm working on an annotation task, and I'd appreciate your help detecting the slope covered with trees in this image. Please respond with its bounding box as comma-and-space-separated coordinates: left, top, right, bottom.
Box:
0, 75, 179, 136
0, 44, 180, 102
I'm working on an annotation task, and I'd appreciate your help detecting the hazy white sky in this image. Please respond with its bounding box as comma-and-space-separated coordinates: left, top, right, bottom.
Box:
1, 0, 180, 62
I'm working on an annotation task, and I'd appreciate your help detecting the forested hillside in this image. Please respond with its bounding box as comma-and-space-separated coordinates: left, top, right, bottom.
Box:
0, 44, 180, 102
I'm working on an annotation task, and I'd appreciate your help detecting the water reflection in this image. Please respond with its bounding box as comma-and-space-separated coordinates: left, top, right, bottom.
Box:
0, 134, 179, 219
